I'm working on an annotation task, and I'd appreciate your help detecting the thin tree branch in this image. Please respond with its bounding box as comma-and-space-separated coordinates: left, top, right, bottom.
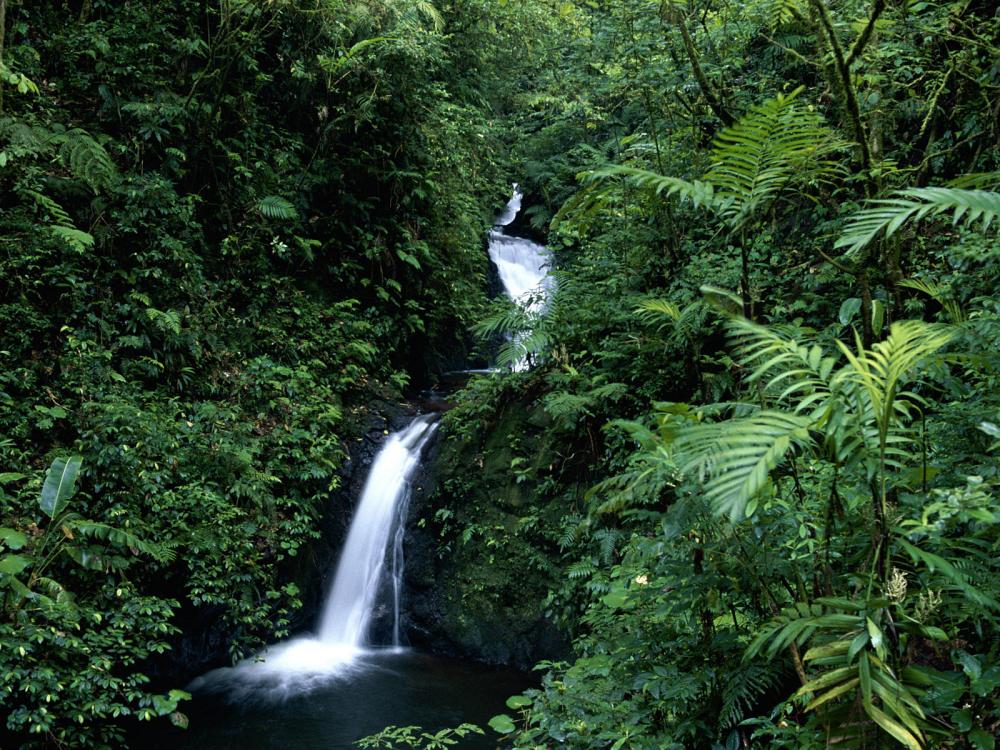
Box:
662, 3, 735, 127
846, 0, 886, 67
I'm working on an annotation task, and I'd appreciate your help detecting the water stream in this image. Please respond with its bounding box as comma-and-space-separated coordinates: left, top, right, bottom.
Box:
186, 417, 437, 703
147, 190, 547, 748
487, 185, 554, 369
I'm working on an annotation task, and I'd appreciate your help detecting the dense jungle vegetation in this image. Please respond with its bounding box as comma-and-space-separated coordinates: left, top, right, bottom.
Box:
1, 0, 999, 748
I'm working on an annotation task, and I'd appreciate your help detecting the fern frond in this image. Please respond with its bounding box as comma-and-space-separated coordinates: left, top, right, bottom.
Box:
767, 0, 807, 28
57, 129, 118, 192
636, 298, 682, 324
720, 663, 784, 728
50, 225, 95, 253
567, 558, 597, 579
24, 189, 72, 225
67, 520, 176, 563
258, 195, 299, 221
835, 187, 1000, 256
897, 278, 965, 323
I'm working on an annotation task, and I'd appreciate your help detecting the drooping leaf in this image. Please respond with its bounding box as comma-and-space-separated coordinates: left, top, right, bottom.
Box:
0, 527, 27, 550
836, 187, 1000, 256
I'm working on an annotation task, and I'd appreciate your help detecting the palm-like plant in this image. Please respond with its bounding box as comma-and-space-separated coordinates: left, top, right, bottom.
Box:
747, 596, 933, 750
836, 187, 1000, 257
640, 309, 962, 748
659, 312, 952, 528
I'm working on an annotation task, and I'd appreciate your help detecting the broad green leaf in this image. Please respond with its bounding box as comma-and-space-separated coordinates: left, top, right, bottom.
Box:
0, 527, 27, 550
64, 546, 103, 570
506, 695, 532, 709
0, 554, 31, 574
40, 456, 83, 519
969, 728, 996, 750
488, 714, 515, 734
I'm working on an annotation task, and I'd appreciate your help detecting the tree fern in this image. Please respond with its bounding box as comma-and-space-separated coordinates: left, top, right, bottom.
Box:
835, 187, 1000, 257
635, 298, 708, 344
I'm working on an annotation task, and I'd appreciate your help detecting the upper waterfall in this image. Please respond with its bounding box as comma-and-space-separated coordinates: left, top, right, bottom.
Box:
486, 186, 554, 368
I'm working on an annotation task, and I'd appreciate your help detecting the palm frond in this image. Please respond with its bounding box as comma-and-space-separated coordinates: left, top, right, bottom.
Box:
834, 321, 953, 447
706, 86, 842, 228
835, 187, 1000, 257
727, 317, 837, 410
584, 165, 721, 212
897, 278, 965, 323
673, 409, 814, 520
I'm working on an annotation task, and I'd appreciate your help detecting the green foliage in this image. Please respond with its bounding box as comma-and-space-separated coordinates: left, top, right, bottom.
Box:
355, 723, 484, 749
837, 188, 1000, 257
439, 2, 1000, 749
0, 0, 549, 744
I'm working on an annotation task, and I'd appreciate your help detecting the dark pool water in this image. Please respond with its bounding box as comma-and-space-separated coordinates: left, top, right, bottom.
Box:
141, 650, 533, 750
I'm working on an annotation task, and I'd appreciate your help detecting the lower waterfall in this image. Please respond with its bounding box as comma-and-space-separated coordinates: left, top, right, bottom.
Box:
190, 416, 437, 696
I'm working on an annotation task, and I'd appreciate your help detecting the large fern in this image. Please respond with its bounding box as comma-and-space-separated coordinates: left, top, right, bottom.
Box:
835, 187, 1000, 257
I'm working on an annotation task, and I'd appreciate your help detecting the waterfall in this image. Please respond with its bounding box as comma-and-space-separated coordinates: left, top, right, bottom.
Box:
191, 416, 437, 695
317, 416, 436, 647
487, 185, 554, 368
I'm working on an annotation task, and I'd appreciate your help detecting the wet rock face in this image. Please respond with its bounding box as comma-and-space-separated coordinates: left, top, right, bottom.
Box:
400, 407, 571, 670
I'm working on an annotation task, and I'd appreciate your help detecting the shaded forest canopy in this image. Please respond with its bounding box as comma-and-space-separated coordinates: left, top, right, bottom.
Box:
0, 0, 998, 748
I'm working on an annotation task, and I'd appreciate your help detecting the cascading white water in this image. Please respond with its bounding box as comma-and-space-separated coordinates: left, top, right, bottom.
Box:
317, 417, 435, 647
487, 185, 554, 368
191, 416, 437, 695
